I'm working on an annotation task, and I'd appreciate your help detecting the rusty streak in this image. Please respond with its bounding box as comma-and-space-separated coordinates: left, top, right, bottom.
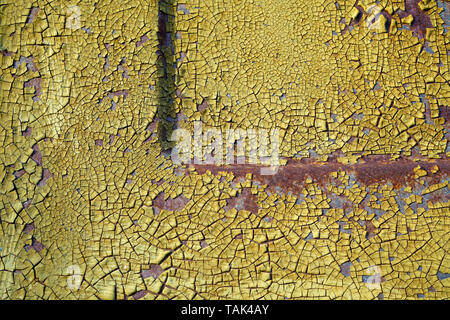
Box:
187, 157, 449, 192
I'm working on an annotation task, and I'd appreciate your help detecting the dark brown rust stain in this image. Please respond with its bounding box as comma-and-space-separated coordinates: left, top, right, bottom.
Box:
14, 169, 26, 179
107, 89, 128, 99
141, 264, 164, 279
25, 237, 45, 253
349, 0, 433, 38
153, 191, 189, 211
188, 157, 449, 194
24, 77, 42, 101
131, 290, 148, 300
439, 105, 450, 127
23, 223, 35, 234
362, 220, 377, 239
31, 144, 43, 166
22, 127, 32, 136
136, 34, 150, 47
398, 0, 433, 39
197, 99, 209, 112
224, 188, 259, 215
37, 168, 54, 187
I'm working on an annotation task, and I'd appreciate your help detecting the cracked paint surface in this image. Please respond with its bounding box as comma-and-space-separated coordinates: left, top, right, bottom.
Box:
0, 0, 449, 300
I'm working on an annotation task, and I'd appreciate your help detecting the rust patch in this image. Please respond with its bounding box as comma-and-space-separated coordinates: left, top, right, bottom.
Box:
340, 262, 352, 277
23, 223, 35, 234
439, 105, 450, 127
136, 34, 149, 47
189, 157, 449, 193
141, 264, 164, 279
22, 127, 32, 137
224, 188, 259, 215
14, 169, 26, 179
31, 144, 43, 166
153, 192, 189, 211
38, 168, 54, 187
132, 290, 148, 300
107, 90, 128, 99
350, 0, 433, 38
197, 99, 209, 112
428, 188, 450, 204
31, 237, 45, 252
398, 0, 433, 39
24, 77, 42, 101
14, 56, 38, 72
362, 220, 377, 239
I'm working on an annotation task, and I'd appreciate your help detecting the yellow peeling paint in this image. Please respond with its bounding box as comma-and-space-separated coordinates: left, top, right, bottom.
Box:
0, 0, 449, 300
